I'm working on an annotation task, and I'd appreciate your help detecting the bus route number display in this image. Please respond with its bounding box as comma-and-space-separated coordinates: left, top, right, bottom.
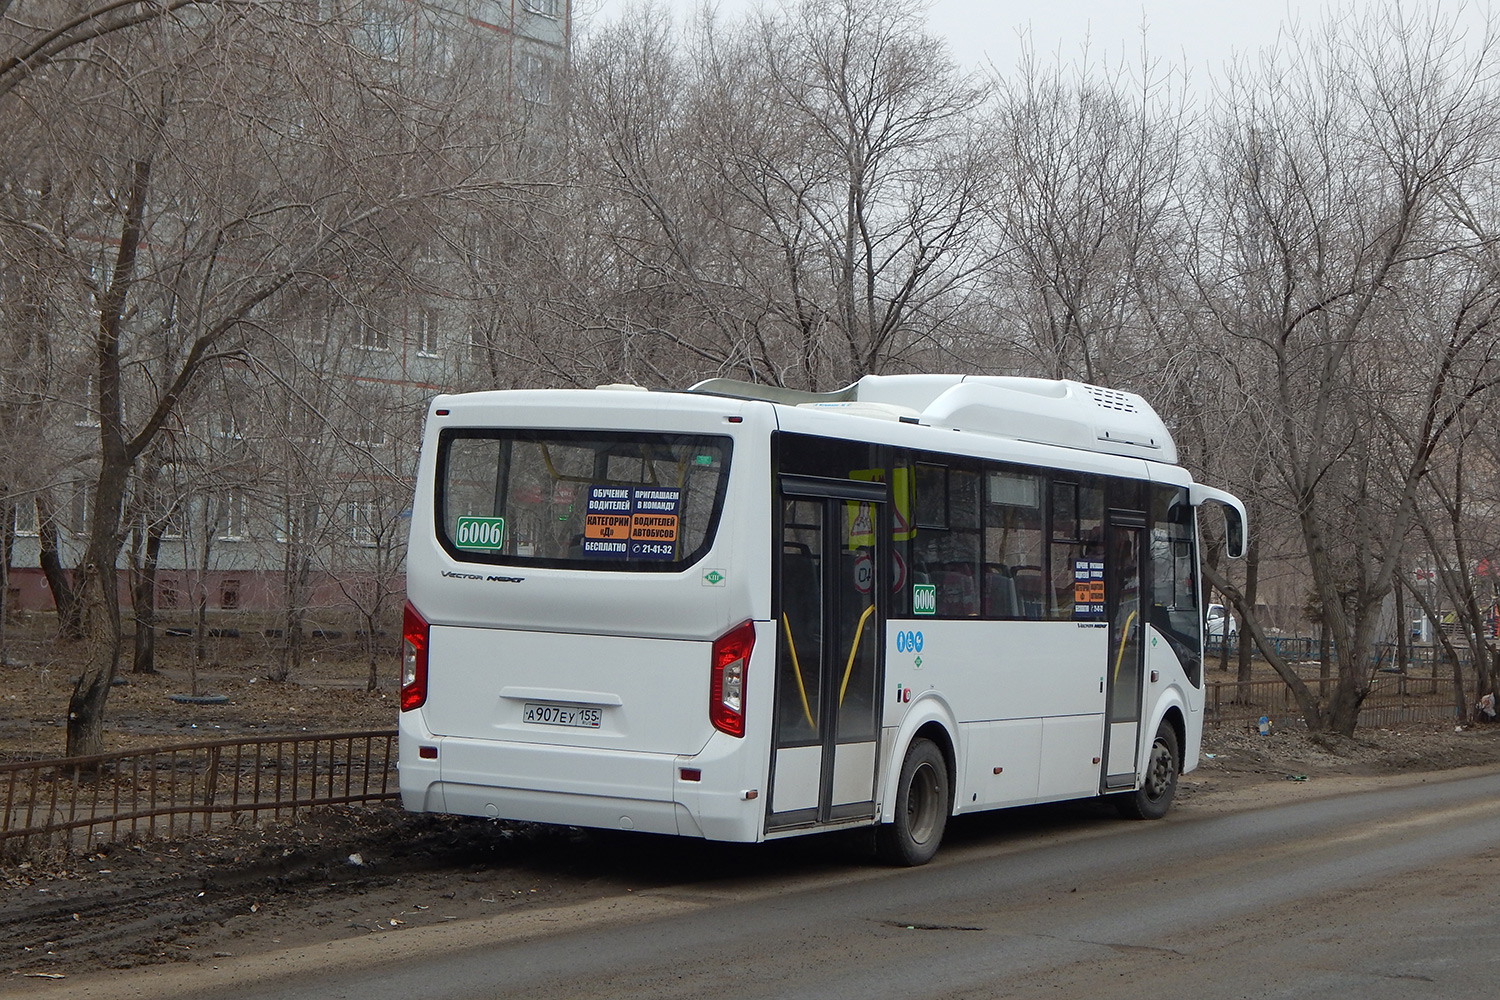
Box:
1073, 559, 1105, 618
583, 486, 682, 560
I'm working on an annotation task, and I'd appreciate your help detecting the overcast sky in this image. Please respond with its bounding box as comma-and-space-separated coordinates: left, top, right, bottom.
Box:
577, 1, 1493, 82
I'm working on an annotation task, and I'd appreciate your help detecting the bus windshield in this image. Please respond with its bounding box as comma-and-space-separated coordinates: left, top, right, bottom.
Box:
435, 429, 732, 570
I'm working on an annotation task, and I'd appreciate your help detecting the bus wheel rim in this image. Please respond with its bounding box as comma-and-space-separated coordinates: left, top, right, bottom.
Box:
1144, 739, 1172, 799
908, 762, 939, 842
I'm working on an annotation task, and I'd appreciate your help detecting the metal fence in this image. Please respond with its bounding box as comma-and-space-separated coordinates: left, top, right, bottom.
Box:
0, 678, 1469, 862
1206, 634, 1318, 661
1205, 673, 1459, 729
0, 730, 397, 862
1206, 635, 1473, 673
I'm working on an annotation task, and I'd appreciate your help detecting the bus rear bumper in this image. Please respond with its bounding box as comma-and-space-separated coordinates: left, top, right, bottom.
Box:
398, 715, 764, 842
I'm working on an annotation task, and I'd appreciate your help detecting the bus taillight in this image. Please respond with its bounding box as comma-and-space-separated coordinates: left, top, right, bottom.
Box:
710, 620, 755, 738
401, 601, 430, 712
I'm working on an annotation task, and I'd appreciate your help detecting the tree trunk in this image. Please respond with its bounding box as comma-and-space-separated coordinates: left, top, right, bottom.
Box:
192, 504, 218, 699
275, 509, 313, 683
1321, 610, 1382, 736
36, 495, 80, 639
1318, 631, 1331, 699
366, 614, 380, 692
1487, 650, 1500, 724
1236, 539, 1260, 685
1395, 579, 1408, 674
0, 496, 11, 666
64, 156, 151, 759
64, 554, 125, 759
130, 520, 162, 674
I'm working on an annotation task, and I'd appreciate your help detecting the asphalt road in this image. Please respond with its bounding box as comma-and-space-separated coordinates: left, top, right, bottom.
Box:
60, 769, 1500, 1000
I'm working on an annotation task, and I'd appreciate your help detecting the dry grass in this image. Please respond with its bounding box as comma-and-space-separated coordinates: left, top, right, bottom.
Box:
0, 612, 397, 763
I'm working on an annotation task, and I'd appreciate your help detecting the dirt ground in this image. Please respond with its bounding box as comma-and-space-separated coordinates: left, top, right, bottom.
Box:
0, 614, 396, 762
4, 613, 1500, 984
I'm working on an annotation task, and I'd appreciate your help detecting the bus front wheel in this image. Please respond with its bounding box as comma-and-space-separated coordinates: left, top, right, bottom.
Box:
1116, 722, 1180, 820
877, 737, 950, 866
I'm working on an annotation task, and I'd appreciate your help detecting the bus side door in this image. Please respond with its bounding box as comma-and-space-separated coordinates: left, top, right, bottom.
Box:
767, 475, 885, 831
1103, 512, 1146, 788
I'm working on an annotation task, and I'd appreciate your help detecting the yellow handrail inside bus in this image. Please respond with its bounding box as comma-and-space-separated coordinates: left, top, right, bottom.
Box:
781, 613, 817, 729
1112, 609, 1138, 682
536, 443, 592, 485
840, 603, 876, 704
535, 442, 662, 486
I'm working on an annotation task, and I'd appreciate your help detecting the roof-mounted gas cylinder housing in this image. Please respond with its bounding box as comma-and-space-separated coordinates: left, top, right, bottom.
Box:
688, 373, 1177, 464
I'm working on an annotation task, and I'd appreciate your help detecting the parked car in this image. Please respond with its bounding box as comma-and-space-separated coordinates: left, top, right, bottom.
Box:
1207, 603, 1237, 637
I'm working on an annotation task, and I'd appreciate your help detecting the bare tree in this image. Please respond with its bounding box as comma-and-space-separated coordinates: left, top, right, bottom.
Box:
0, 0, 244, 101
1194, 5, 1500, 734
981, 41, 1193, 388
2, 2, 544, 755
566, 0, 992, 390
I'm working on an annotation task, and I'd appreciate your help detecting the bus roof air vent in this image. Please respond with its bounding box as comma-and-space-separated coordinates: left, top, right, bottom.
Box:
1084, 385, 1138, 413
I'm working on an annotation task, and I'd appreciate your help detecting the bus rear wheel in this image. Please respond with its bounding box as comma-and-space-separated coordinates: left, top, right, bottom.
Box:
1116, 722, 1179, 820
877, 738, 949, 866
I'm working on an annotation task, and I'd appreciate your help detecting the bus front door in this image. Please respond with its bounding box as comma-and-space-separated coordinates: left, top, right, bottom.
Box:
1103, 515, 1146, 789
767, 476, 884, 832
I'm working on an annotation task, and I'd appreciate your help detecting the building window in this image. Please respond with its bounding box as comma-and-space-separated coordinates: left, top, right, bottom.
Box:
473, 0, 506, 26
349, 500, 379, 547
419, 24, 457, 71
297, 304, 331, 343
355, 313, 390, 351
358, 2, 406, 60
286, 397, 323, 442
468, 328, 490, 363
217, 492, 247, 541
216, 409, 244, 440
160, 504, 187, 540
518, 52, 554, 104
67, 482, 89, 534
11, 499, 38, 537
275, 501, 320, 544
416, 308, 441, 356
522, 0, 561, 16
346, 390, 388, 446
351, 415, 387, 446
75, 376, 100, 428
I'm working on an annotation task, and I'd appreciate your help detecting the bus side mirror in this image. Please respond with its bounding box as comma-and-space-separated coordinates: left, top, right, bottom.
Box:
1189, 484, 1248, 560
1222, 505, 1246, 560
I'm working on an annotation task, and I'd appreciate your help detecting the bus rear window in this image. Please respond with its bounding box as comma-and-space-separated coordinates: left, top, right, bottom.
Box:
436, 429, 732, 570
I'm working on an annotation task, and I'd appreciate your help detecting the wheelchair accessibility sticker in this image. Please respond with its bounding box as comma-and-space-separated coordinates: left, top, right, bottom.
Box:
896, 629, 924, 668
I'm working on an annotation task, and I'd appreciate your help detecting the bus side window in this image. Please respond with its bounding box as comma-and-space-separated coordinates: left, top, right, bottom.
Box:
985, 469, 1043, 620
914, 464, 948, 528
945, 470, 981, 616
1149, 485, 1202, 684
1048, 478, 1104, 619
778, 539, 823, 741
912, 463, 980, 617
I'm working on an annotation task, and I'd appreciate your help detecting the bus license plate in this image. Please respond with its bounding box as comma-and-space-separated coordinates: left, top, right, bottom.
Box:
523, 703, 602, 728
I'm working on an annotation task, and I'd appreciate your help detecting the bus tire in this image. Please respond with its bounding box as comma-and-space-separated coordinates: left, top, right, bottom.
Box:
876, 737, 950, 866
1116, 722, 1179, 820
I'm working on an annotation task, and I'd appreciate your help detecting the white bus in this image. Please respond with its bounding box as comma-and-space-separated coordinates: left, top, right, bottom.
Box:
398, 375, 1246, 864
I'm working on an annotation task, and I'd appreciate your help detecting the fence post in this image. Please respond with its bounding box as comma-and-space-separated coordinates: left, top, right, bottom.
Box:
203, 746, 221, 832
